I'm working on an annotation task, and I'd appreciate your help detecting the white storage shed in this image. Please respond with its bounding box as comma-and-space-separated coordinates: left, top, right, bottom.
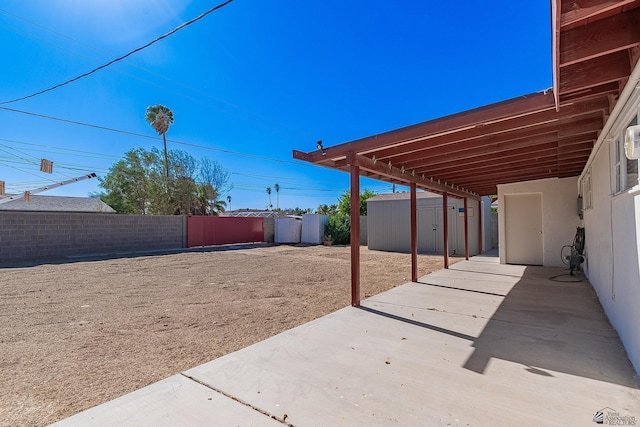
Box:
367, 192, 490, 255
274, 217, 302, 243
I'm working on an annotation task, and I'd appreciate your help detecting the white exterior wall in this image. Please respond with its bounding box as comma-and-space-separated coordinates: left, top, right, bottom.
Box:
497, 177, 583, 267
579, 87, 640, 374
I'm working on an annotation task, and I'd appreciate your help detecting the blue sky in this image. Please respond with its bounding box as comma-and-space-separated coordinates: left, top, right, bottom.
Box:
0, 0, 551, 211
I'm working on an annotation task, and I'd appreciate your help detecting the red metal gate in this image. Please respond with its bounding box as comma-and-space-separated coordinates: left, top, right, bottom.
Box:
187, 216, 264, 248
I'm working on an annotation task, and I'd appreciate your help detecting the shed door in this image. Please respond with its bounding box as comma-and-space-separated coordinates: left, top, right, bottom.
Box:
418, 206, 457, 254
437, 206, 458, 255
418, 208, 436, 252
504, 194, 543, 265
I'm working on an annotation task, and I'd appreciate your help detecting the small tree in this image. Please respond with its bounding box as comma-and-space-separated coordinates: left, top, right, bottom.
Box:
337, 189, 377, 216
316, 204, 338, 216
274, 183, 280, 210
323, 215, 350, 245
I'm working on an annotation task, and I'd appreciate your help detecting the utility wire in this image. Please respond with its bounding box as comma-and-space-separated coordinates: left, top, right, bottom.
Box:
0, 105, 318, 167
0, 8, 315, 141
0, 138, 121, 160
0, 0, 235, 105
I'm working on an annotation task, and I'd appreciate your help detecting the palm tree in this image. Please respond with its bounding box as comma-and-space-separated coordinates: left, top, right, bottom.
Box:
210, 198, 227, 216
274, 183, 280, 210
266, 186, 272, 210
227, 195, 231, 211
145, 105, 174, 178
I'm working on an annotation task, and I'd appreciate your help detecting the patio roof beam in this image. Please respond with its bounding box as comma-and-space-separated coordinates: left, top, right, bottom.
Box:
560, 0, 640, 29
344, 151, 479, 200
299, 92, 557, 164
453, 165, 586, 190
408, 139, 595, 173
420, 147, 593, 178
560, 50, 631, 95
353, 98, 607, 163
438, 158, 587, 183
384, 117, 602, 169
560, 7, 640, 67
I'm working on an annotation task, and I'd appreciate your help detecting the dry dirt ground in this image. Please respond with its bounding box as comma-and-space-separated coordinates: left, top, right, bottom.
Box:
0, 244, 459, 426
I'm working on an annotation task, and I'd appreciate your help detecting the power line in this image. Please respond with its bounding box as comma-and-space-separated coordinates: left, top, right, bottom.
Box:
0, 0, 235, 105
0, 105, 319, 167
0, 8, 315, 142
0, 138, 120, 160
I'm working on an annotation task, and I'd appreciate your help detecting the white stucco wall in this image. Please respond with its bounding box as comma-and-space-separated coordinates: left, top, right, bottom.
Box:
580, 98, 640, 375
497, 177, 583, 267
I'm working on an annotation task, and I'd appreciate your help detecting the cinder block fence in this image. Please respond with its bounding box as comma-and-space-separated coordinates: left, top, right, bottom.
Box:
0, 212, 187, 261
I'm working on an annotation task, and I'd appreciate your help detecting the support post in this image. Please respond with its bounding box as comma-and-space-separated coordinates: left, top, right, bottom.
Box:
464, 197, 470, 260
350, 164, 361, 307
478, 199, 483, 255
443, 192, 449, 269
410, 182, 418, 282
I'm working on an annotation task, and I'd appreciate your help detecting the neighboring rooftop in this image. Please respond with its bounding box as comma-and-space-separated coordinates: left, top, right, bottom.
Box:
368, 191, 440, 202
0, 195, 116, 213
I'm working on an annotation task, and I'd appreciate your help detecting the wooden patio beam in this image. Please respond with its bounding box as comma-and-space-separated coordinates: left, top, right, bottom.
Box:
394, 123, 600, 171
560, 0, 640, 29
420, 146, 593, 178
560, 50, 631, 95
455, 166, 586, 189
344, 152, 479, 200
360, 98, 607, 163
411, 140, 595, 174
295, 92, 556, 165
560, 7, 640, 68
440, 158, 588, 183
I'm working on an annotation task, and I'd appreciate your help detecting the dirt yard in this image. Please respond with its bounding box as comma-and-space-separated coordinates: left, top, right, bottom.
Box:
0, 244, 458, 426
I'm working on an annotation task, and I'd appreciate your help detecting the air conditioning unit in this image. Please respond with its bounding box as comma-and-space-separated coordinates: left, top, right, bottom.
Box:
624, 125, 640, 159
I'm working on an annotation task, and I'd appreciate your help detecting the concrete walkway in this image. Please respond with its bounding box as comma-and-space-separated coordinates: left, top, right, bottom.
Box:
51, 253, 640, 426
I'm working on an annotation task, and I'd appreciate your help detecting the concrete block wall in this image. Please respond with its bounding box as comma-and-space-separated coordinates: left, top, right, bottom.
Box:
263, 217, 275, 243
0, 212, 186, 261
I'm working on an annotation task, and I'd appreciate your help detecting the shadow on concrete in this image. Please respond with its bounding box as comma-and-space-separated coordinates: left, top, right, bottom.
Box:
0, 242, 273, 269
370, 262, 639, 389
464, 266, 639, 388
417, 280, 507, 297
358, 306, 476, 342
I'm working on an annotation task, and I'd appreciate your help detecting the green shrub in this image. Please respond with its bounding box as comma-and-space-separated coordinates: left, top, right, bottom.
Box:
324, 215, 350, 245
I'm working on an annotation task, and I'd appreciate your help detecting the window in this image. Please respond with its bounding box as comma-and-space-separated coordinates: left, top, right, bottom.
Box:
582, 168, 592, 210
612, 116, 640, 194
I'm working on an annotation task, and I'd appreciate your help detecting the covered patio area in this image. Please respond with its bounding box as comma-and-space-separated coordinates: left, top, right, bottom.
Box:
53, 252, 640, 426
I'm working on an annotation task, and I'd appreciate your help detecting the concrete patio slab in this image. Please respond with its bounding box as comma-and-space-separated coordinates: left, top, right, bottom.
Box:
52, 253, 640, 426
48, 374, 283, 427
